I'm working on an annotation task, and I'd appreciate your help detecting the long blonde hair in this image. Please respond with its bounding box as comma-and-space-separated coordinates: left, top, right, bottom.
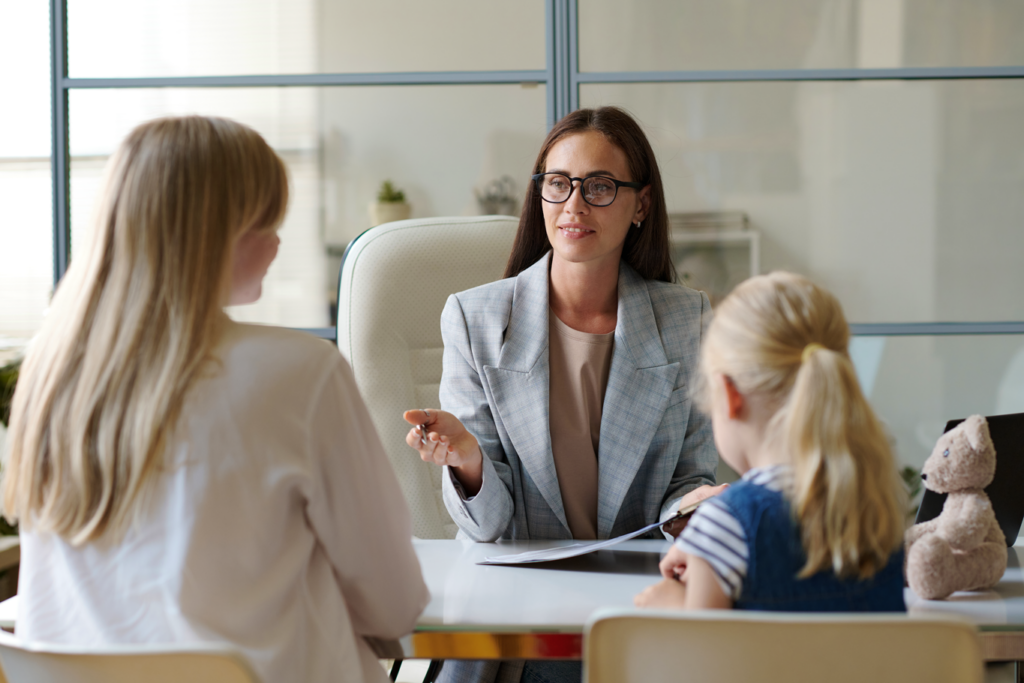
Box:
3, 116, 288, 545
699, 272, 905, 579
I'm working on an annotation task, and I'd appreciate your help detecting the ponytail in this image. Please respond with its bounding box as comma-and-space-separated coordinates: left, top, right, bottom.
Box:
781, 345, 905, 579
701, 272, 905, 580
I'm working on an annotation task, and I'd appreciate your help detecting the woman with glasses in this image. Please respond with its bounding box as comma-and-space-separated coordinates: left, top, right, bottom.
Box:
403, 107, 722, 682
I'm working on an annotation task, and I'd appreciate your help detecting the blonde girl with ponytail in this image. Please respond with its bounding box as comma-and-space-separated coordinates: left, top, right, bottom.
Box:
636, 271, 906, 611
3, 116, 428, 683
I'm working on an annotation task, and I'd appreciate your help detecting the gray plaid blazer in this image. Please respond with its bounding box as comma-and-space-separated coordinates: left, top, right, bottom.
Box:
439, 251, 718, 543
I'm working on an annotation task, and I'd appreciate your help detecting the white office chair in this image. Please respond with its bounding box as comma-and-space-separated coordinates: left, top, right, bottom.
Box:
584, 608, 983, 683
0, 630, 259, 683
337, 215, 518, 540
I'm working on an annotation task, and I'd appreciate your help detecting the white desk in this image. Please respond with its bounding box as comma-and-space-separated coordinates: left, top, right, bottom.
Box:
906, 540, 1024, 662
405, 537, 1024, 661
1, 538, 1021, 661
404, 538, 665, 659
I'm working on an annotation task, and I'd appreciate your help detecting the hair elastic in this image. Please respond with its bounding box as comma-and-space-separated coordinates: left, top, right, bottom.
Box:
801, 343, 825, 364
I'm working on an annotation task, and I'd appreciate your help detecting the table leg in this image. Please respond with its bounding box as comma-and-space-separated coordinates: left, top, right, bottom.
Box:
424, 660, 443, 683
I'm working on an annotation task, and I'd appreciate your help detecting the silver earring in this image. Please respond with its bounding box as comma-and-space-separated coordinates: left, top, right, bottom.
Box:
633, 220, 641, 228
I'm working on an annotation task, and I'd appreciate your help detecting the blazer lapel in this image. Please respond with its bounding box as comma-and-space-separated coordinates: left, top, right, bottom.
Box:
596, 263, 679, 538
482, 253, 568, 533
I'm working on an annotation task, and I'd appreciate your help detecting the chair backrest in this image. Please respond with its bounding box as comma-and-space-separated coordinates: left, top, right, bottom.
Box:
584, 608, 983, 683
337, 216, 519, 539
0, 631, 259, 683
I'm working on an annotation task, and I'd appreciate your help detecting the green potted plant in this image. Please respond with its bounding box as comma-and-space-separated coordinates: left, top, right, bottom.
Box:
900, 464, 923, 524
0, 357, 19, 432
369, 179, 411, 226
0, 358, 21, 537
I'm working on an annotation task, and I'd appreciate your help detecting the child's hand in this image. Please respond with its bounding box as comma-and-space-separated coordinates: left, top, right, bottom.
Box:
659, 544, 689, 580
634, 578, 688, 609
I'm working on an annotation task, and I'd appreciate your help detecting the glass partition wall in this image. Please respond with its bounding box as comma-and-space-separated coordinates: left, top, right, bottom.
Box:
9, 0, 1024, 474
0, 2, 53, 367
573, 0, 1024, 474
54, 0, 549, 334
68, 84, 547, 328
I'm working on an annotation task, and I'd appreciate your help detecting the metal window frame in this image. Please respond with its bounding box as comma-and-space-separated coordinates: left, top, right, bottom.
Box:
64, 72, 547, 89
50, 0, 69, 289
573, 65, 1024, 85
49, 0, 1024, 342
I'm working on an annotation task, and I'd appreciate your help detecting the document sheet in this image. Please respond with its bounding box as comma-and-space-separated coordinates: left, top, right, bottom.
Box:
477, 500, 700, 565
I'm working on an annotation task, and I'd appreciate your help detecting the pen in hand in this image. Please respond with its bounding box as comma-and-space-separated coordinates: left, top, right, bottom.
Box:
418, 409, 432, 446
660, 498, 703, 539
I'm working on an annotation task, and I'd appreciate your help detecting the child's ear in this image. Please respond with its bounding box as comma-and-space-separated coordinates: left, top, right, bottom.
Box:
722, 375, 745, 420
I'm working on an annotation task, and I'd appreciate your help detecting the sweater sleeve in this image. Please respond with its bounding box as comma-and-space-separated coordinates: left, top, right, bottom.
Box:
304, 354, 430, 638
437, 293, 516, 541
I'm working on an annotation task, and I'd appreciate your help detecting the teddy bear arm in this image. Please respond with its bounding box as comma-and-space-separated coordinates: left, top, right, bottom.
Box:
985, 517, 1007, 546
905, 517, 940, 550
937, 494, 997, 551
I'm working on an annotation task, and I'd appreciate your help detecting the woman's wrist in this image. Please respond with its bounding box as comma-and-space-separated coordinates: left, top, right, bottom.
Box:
451, 444, 484, 496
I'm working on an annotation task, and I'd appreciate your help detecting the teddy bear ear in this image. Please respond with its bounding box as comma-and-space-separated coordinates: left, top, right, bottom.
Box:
963, 414, 992, 451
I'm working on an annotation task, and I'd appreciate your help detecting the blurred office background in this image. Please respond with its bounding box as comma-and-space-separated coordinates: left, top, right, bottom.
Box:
2, 0, 1024, 475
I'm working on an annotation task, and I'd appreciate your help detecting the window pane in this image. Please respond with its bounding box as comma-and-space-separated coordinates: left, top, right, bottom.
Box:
69, 84, 547, 328
68, 0, 545, 78
850, 335, 1024, 472
580, 0, 1024, 72
580, 80, 1024, 323
0, 1, 52, 365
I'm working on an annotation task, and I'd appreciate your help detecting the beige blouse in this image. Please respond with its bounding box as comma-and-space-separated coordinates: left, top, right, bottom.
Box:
548, 309, 615, 540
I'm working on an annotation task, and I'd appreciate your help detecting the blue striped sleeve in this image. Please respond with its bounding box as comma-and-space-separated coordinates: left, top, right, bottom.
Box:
676, 498, 748, 600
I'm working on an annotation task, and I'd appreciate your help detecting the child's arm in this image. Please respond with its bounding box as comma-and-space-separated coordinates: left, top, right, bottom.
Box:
659, 544, 688, 580
634, 556, 734, 610
634, 577, 688, 609
682, 556, 734, 609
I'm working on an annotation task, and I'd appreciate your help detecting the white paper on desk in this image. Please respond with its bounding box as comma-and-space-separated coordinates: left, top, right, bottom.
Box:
477, 518, 668, 565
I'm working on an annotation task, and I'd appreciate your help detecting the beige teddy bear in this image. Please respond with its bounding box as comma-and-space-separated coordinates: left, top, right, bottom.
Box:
905, 415, 1007, 600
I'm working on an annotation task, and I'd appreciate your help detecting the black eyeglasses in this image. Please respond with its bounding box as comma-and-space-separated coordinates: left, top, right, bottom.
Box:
532, 172, 646, 207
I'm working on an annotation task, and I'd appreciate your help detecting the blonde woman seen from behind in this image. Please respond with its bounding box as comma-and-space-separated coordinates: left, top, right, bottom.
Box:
3, 116, 429, 683
636, 272, 906, 611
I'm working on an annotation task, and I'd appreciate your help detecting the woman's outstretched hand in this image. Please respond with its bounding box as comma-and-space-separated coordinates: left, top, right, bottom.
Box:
661, 483, 729, 538
403, 409, 484, 495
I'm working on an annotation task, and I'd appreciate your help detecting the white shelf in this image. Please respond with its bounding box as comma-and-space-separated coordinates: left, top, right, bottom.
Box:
670, 229, 754, 244
669, 229, 760, 303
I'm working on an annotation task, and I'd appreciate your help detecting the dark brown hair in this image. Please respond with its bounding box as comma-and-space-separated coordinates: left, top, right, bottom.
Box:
503, 106, 675, 282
